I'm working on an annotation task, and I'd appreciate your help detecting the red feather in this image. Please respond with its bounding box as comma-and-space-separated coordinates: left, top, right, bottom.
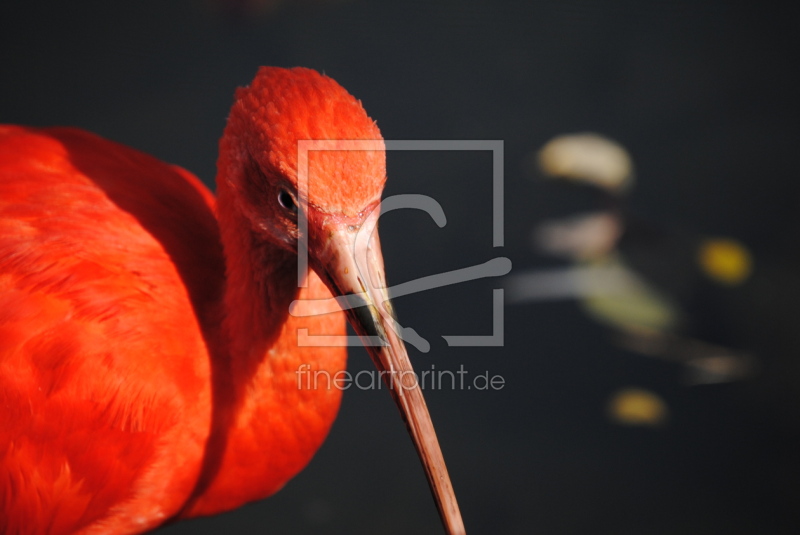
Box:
1, 67, 464, 535
0, 84, 348, 532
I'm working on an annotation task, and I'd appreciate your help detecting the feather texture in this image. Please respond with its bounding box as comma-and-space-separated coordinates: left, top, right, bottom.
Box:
0, 65, 378, 534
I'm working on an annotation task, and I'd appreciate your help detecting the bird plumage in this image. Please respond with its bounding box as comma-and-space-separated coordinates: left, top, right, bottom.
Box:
0, 67, 377, 534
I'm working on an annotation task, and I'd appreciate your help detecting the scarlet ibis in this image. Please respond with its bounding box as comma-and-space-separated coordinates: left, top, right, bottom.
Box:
0, 67, 464, 534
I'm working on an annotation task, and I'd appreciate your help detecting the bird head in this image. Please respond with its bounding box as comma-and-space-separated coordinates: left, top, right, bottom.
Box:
217, 66, 463, 534
218, 66, 385, 253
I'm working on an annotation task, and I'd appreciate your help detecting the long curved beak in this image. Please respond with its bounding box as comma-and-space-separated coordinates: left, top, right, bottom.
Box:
296, 205, 466, 535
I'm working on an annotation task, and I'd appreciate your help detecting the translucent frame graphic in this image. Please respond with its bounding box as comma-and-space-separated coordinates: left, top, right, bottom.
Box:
291, 139, 508, 349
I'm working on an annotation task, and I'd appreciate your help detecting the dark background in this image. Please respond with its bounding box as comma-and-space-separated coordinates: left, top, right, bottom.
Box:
2, 1, 799, 533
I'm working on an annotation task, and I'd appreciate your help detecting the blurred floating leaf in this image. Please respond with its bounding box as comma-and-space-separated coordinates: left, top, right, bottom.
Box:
508, 254, 757, 384
616, 330, 757, 385
683, 354, 755, 385
507, 254, 679, 332
607, 387, 668, 427
534, 211, 622, 261
515, 131, 760, 386
580, 255, 680, 334
697, 238, 753, 286
538, 133, 634, 193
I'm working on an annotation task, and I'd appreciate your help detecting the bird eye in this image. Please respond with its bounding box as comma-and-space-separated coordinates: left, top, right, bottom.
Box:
277, 188, 298, 215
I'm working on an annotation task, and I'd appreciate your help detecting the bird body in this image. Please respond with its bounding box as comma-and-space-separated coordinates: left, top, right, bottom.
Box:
0, 123, 344, 533
0, 68, 464, 535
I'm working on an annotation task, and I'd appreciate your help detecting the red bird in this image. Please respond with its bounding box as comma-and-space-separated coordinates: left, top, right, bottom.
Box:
0, 67, 464, 534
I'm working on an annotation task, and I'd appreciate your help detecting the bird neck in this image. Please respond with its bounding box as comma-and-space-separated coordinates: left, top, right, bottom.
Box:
179, 159, 346, 517
215, 182, 298, 376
